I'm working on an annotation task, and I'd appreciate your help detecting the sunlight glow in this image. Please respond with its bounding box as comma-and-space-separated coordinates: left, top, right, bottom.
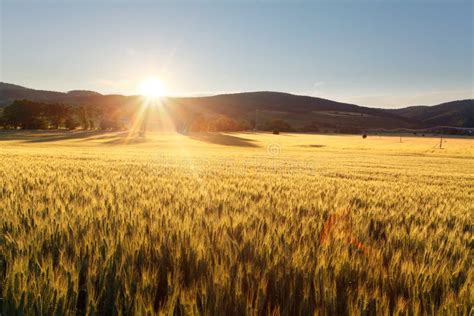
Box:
139, 78, 166, 98
124, 78, 178, 143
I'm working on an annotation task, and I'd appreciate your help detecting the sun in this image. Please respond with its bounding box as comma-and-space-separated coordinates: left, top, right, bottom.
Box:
139, 78, 166, 98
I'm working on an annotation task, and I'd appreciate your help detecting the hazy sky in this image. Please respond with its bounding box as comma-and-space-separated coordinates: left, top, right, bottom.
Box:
1, 0, 473, 108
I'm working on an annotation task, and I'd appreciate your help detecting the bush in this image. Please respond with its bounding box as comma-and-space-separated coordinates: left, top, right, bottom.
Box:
273, 130, 280, 135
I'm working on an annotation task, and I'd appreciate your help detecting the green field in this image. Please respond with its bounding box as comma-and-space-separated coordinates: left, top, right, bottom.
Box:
1, 131, 473, 315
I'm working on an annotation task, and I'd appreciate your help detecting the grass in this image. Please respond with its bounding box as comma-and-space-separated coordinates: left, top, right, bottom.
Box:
1, 131, 473, 315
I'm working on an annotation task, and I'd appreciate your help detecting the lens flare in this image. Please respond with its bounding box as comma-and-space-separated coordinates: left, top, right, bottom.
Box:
139, 78, 166, 98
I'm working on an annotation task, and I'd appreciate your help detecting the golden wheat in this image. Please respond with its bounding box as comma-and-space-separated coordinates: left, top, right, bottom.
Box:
1, 131, 473, 315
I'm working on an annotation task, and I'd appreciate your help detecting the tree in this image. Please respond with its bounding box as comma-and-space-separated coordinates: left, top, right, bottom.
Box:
97, 104, 125, 131
78, 105, 92, 129
100, 117, 122, 131
2, 100, 47, 129
211, 116, 240, 131
64, 114, 79, 130
189, 115, 209, 132
44, 103, 68, 129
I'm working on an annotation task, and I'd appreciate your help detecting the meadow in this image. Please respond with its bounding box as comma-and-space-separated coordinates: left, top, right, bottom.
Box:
0, 131, 473, 315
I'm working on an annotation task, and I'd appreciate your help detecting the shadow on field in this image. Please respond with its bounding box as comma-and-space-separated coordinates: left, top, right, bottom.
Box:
0, 130, 103, 143
0, 130, 148, 145
104, 136, 149, 145
299, 144, 326, 148
0, 130, 258, 147
189, 132, 258, 147
80, 132, 129, 141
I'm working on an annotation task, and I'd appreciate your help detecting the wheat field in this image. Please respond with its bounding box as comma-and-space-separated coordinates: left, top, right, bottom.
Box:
0, 131, 473, 315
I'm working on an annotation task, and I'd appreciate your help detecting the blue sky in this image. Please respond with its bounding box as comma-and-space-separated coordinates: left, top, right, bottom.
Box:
1, 0, 472, 107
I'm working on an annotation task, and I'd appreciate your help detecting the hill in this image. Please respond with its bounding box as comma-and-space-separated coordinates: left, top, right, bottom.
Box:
1, 82, 472, 130
0, 82, 65, 106
386, 100, 474, 128
166, 92, 417, 130
67, 90, 103, 97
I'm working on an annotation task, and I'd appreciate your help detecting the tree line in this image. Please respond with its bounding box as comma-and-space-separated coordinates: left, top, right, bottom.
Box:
186, 114, 252, 132
4, 100, 471, 135
0, 99, 303, 133
0, 100, 125, 130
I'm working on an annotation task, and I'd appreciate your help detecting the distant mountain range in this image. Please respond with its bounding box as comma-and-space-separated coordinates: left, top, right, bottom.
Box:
386, 100, 474, 128
1, 82, 472, 130
0, 82, 103, 103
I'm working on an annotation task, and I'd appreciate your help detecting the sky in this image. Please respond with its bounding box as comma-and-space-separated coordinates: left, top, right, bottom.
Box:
1, 0, 473, 108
